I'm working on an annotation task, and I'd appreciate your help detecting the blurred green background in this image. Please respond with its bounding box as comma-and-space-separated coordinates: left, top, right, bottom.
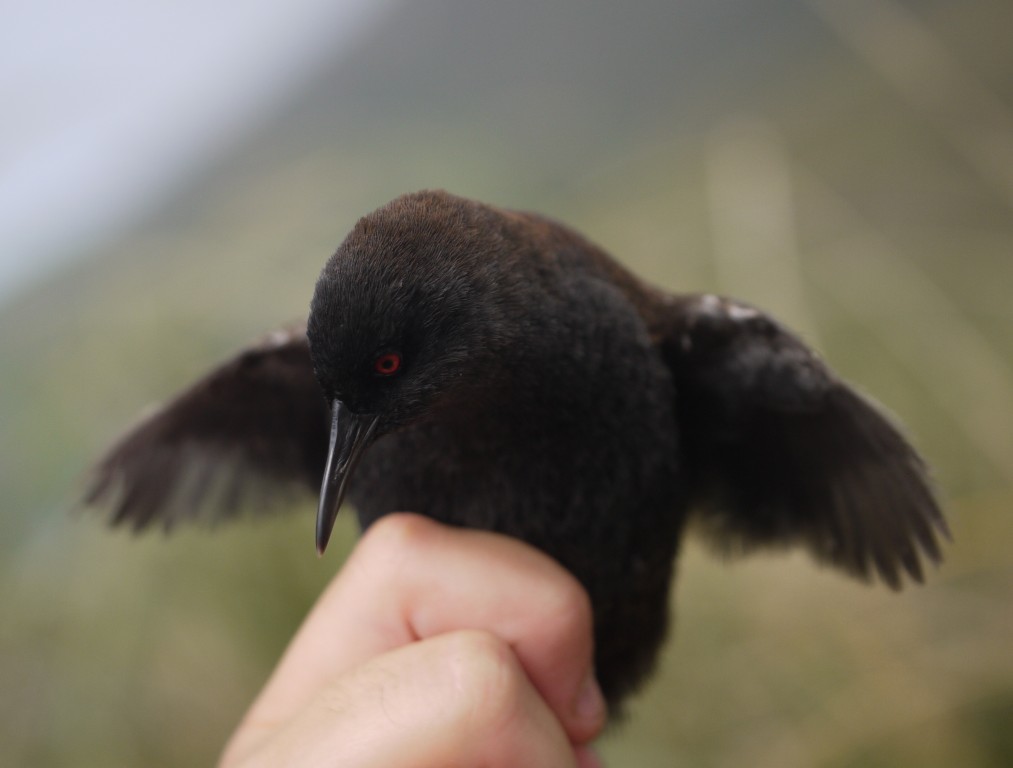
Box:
3, 0, 1012, 765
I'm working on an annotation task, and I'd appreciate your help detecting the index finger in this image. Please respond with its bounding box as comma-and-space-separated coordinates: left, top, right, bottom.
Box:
241, 513, 606, 745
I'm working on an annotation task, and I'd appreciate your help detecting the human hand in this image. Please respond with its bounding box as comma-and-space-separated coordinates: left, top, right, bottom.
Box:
219, 513, 607, 767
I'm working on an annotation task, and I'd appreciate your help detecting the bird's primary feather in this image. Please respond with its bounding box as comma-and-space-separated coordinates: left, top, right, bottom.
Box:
86, 327, 328, 529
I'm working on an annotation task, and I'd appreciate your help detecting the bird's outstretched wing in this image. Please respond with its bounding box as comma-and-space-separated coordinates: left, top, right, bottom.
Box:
85, 326, 329, 531
655, 294, 949, 589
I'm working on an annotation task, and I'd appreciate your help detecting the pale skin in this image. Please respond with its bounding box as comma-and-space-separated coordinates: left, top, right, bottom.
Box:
219, 513, 607, 768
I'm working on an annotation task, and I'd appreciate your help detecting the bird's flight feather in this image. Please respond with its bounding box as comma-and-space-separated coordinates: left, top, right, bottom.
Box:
654, 294, 948, 588
86, 327, 328, 529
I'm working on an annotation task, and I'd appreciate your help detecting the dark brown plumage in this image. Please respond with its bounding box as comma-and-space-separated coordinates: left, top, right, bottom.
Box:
87, 190, 948, 711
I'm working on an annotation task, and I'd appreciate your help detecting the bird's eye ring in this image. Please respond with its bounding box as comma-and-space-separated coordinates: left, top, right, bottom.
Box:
373, 352, 402, 376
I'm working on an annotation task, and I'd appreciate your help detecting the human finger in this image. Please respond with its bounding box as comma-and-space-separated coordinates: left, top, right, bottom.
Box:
221, 629, 580, 768
239, 513, 605, 745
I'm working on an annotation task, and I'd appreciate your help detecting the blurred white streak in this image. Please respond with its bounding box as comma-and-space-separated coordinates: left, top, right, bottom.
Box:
801, 171, 1013, 482
705, 116, 821, 345
809, 0, 1013, 210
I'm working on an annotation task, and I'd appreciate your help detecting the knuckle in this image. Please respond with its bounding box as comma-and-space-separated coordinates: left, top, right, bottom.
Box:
356, 512, 436, 562
346, 514, 440, 592
535, 571, 593, 637
441, 630, 526, 729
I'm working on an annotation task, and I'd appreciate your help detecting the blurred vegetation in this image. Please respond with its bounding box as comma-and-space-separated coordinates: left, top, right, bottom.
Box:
2, 0, 1012, 766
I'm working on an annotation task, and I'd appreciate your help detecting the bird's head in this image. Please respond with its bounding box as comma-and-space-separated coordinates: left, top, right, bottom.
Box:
306, 191, 518, 552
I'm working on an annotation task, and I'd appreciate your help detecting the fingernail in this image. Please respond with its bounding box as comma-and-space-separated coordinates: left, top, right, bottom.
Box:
574, 672, 606, 722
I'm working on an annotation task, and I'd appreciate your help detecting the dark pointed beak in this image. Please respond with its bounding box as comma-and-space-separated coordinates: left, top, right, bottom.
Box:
316, 400, 380, 555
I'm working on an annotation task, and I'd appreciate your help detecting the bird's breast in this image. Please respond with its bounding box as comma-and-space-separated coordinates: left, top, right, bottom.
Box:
348, 349, 685, 591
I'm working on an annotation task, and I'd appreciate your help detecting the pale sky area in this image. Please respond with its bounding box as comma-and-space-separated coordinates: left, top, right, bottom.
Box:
0, 0, 389, 304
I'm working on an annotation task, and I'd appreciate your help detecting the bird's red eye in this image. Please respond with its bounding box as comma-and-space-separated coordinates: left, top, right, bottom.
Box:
374, 352, 402, 376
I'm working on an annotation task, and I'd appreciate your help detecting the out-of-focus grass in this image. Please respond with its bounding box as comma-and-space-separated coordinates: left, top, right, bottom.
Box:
2, 510, 356, 767
600, 490, 1013, 767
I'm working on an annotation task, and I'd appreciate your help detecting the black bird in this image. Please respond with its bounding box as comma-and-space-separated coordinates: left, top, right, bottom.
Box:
87, 190, 948, 710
